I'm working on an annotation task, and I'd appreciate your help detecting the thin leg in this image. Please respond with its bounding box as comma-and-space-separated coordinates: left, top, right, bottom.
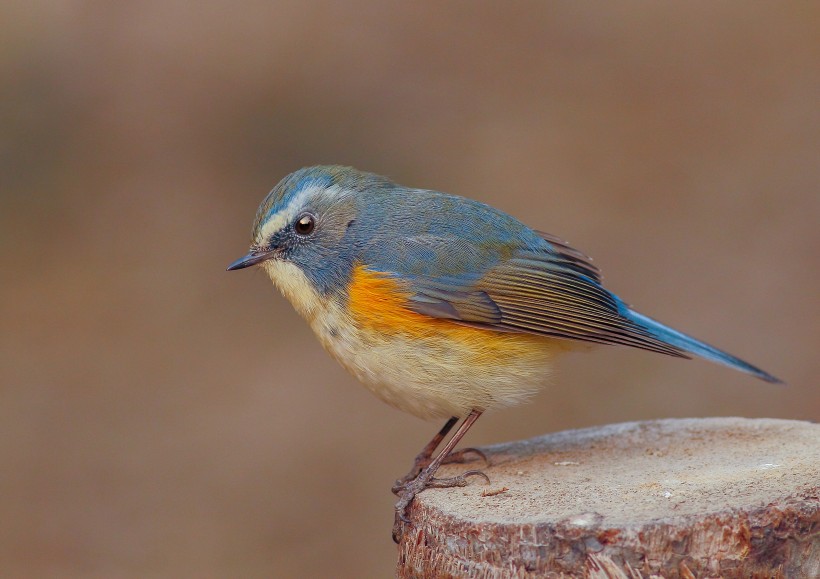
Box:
392, 417, 458, 494
392, 417, 488, 495
393, 409, 487, 541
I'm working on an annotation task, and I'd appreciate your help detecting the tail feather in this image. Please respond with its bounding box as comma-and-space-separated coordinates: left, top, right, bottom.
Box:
623, 309, 783, 384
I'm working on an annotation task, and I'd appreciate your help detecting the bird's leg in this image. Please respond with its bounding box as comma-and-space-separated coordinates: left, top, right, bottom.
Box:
392, 417, 489, 495
393, 410, 487, 542
392, 416, 457, 494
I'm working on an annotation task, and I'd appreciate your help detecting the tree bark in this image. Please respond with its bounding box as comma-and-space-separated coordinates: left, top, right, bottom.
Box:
396, 417, 819, 578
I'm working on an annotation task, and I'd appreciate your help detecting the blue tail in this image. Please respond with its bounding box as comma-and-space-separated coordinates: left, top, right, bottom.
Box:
623, 309, 783, 384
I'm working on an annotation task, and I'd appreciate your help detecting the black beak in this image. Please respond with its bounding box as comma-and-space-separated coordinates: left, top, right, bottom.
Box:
226, 250, 276, 271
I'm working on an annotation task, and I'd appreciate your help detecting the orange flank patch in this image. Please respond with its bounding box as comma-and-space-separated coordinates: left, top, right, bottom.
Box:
346, 264, 565, 363
346, 264, 426, 335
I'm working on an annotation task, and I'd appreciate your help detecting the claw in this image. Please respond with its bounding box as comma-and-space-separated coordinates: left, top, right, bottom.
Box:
392, 417, 460, 495
393, 466, 491, 542
393, 447, 488, 495
442, 447, 489, 466
392, 513, 405, 544
426, 469, 491, 488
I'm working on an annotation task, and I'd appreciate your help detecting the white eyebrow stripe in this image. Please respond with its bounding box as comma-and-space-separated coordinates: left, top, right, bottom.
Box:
256, 212, 290, 245
255, 184, 345, 244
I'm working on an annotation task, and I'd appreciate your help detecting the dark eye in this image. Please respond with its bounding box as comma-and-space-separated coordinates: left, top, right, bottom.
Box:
294, 213, 316, 236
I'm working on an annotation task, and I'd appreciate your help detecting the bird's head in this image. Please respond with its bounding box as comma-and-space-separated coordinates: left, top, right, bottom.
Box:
227, 166, 393, 296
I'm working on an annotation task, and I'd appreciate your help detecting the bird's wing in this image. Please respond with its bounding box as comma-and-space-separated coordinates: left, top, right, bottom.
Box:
402, 239, 686, 358
532, 230, 601, 281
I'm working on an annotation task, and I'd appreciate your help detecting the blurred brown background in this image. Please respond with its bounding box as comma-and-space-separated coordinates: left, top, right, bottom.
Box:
1, 2, 818, 577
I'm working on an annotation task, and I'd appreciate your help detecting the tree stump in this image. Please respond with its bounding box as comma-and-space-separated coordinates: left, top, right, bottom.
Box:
396, 417, 819, 578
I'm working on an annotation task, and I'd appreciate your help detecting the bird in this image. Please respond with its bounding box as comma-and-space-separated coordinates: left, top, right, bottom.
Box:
227, 165, 781, 541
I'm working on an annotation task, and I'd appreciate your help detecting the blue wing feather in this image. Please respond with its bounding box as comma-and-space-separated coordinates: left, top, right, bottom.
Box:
353, 183, 779, 381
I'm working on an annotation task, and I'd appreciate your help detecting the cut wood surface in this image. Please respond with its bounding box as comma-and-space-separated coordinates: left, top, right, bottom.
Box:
396, 417, 819, 578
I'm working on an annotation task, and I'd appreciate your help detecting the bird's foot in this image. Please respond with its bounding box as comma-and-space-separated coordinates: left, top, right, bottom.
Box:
444, 447, 488, 467
391, 467, 490, 543
391, 447, 487, 495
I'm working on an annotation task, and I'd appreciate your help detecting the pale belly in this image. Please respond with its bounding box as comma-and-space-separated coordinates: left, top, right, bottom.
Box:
316, 318, 560, 419
263, 260, 565, 420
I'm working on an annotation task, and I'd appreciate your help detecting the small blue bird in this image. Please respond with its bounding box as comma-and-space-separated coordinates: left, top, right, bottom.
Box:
227, 166, 781, 538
